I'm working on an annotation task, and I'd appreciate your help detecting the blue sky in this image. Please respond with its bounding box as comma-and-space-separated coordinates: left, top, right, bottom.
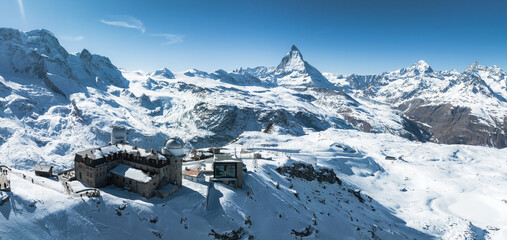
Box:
1, 0, 507, 74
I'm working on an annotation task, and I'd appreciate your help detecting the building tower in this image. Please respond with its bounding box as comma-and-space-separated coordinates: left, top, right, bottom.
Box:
162, 137, 185, 187
111, 125, 127, 144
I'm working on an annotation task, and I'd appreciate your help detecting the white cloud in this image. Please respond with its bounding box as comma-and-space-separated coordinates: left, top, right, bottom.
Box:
17, 0, 25, 21
151, 34, 185, 45
100, 16, 145, 33
61, 36, 84, 41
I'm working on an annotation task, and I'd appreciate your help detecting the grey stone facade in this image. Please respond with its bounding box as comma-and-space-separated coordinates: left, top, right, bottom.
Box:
74, 143, 182, 198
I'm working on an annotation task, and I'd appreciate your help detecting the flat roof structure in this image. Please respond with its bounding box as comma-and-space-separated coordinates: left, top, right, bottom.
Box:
110, 164, 152, 183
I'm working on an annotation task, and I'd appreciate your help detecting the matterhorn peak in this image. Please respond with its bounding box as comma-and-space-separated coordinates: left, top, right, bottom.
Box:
271, 45, 334, 89
275, 45, 306, 74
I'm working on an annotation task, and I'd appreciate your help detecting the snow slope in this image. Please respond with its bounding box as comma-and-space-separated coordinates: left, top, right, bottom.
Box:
2, 129, 506, 239
229, 130, 507, 239
0, 137, 431, 239
1, 28, 507, 239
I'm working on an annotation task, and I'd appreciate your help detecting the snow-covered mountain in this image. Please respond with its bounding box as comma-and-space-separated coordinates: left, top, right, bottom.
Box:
272, 45, 335, 89
327, 60, 507, 148
0, 28, 128, 98
224, 45, 336, 89
151, 68, 175, 79
1, 28, 507, 239
0, 28, 430, 170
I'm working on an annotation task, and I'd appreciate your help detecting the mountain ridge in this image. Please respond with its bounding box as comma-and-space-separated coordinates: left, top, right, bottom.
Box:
0, 28, 128, 98
0, 27, 504, 159
1, 27, 506, 240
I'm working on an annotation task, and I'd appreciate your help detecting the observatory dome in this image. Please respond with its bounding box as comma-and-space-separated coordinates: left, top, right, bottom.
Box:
162, 137, 185, 157
164, 137, 184, 149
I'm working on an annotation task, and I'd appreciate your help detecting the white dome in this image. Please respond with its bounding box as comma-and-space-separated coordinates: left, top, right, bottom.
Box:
162, 137, 185, 157
164, 137, 184, 149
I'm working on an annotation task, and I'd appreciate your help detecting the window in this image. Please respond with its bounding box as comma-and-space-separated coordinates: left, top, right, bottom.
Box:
214, 163, 237, 178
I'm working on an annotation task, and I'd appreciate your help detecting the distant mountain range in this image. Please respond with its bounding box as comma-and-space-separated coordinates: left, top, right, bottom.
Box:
326, 59, 506, 148
0, 28, 505, 171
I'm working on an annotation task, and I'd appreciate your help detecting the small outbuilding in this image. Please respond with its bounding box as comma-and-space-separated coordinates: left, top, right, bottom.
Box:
0, 165, 11, 191
183, 169, 205, 183
34, 165, 53, 177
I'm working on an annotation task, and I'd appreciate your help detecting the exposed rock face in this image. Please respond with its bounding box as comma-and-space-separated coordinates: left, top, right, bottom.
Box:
400, 101, 506, 148
209, 227, 245, 240
212, 69, 270, 87
344, 74, 382, 91
188, 102, 332, 148
276, 162, 342, 185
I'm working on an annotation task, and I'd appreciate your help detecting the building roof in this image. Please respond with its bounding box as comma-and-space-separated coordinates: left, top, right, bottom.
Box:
67, 180, 96, 194
33, 165, 53, 172
110, 164, 152, 183
184, 170, 204, 178
76, 144, 167, 161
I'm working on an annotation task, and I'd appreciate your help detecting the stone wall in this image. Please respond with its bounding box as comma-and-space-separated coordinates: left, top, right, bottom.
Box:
75, 154, 183, 197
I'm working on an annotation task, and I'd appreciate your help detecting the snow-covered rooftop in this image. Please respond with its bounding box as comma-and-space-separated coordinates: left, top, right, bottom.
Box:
33, 165, 53, 172
110, 164, 152, 183
76, 144, 167, 161
67, 180, 96, 194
